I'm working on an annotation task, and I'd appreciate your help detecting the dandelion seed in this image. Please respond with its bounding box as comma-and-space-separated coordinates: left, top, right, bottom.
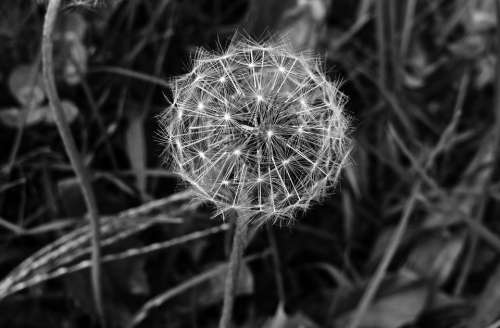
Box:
160, 35, 351, 223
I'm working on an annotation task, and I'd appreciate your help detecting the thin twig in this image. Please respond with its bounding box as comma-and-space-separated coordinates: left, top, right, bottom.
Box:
219, 213, 248, 328
41, 0, 105, 325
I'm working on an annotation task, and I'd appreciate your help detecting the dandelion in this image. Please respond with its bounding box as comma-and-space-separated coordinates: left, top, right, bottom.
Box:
160, 36, 351, 224
159, 35, 351, 328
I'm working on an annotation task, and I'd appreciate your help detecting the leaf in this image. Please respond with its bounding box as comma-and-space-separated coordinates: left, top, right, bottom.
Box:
55, 12, 88, 85
125, 109, 147, 200
63, 40, 87, 85
405, 232, 465, 286
8, 64, 45, 108
263, 303, 319, 328
335, 275, 428, 328
467, 263, 500, 328
465, 0, 496, 33
196, 261, 254, 306
475, 54, 496, 89
57, 177, 87, 217
279, 0, 328, 50
0, 107, 44, 127
47, 100, 80, 124
0, 100, 79, 128
242, 0, 328, 50
448, 35, 486, 59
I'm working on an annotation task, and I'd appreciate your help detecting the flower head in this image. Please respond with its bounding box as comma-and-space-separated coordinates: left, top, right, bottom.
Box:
160, 36, 350, 223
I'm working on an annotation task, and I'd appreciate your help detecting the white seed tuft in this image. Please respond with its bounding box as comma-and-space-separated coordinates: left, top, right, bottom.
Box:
160, 35, 351, 223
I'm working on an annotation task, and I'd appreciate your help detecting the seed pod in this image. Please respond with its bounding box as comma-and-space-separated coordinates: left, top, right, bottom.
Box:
160, 36, 351, 223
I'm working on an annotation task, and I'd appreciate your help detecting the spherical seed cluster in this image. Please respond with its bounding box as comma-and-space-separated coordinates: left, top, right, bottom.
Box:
160, 37, 350, 223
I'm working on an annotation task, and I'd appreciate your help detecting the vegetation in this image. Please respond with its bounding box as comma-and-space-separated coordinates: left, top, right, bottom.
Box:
1, 0, 500, 327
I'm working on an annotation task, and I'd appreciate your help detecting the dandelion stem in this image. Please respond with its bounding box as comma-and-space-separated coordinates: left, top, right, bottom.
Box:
42, 0, 105, 325
266, 222, 286, 304
219, 212, 248, 328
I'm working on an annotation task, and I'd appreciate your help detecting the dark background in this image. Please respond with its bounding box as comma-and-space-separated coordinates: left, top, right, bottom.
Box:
1, 0, 500, 327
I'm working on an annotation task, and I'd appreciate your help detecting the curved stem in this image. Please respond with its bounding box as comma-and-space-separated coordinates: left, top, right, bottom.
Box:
42, 0, 105, 325
218, 213, 248, 328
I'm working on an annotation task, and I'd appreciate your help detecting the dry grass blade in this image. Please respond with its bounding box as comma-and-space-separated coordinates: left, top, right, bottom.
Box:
347, 187, 418, 328
0, 223, 229, 300
89, 66, 171, 88
0, 192, 196, 300
131, 250, 269, 327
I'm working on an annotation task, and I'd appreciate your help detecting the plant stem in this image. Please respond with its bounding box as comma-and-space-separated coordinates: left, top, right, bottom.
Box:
266, 222, 285, 304
42, 0, 105, 325
218, 213, 248, 328
347, 185, 418, 328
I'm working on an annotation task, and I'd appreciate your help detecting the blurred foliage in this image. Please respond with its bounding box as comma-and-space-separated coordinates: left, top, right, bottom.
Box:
1, 0, 500, 327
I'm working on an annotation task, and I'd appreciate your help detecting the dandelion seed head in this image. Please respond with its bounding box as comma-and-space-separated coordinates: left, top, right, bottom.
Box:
160, 35, 351, 224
